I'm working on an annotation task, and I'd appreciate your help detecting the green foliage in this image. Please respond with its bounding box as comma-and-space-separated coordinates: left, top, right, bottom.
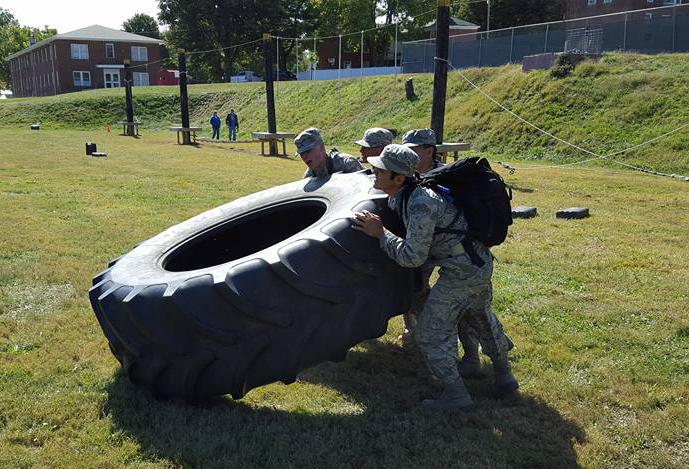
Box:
122, 13, 160, 39
0, 7, 56, 89
550, 53, 578, 79
455, 0, 566, 30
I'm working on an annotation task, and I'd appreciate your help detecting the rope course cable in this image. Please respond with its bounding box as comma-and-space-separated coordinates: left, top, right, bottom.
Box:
434, 56, 689, 181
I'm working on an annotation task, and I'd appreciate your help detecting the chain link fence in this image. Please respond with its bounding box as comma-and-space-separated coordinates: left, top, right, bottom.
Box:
401, 3, 689, 73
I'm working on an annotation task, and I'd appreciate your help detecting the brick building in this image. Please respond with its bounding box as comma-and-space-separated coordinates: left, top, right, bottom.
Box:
6, 25, 164, 97
566, 0, 686, 19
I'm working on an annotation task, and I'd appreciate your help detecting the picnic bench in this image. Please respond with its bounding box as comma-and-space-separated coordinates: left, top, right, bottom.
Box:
437, 142, 471, 163
170, 126, 202, 144
251, 132, 297, 156
116, 121, 142, 136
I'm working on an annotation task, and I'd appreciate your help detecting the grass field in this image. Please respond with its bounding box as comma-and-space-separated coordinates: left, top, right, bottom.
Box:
2, 53, 689, 173
1, 127, 688, 468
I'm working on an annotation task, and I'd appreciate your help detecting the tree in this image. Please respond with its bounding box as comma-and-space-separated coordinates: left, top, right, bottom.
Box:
0, 8, 56, 89
122, 13, 161, 39
455, 0, 566, 31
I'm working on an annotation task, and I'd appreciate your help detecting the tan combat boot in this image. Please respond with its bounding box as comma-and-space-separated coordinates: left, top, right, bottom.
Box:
493, 361, 519, 397
421, 378, 476, 412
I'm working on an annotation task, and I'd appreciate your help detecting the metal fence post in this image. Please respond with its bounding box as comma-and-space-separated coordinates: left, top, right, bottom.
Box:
361, 31, 364, 77
544, 23, 550, 53
313, 37, 317, 80
623, 13, 628, 51
509, 27, 514, 63
672, 5, 677, 52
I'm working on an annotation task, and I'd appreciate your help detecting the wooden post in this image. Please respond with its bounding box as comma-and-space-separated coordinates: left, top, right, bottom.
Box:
178, 49, 191, 145
263, 34, 278, 155
123, 59, 135, 136
431, 0, 450, 145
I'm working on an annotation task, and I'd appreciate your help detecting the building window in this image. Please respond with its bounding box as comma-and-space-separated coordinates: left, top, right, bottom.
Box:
588, 0, 596, 5
73, 71, 91, 87
604, 0, 612, 4
70, 44, 89, 60
105, 43, 115, 59
132, 72, 149, 86
131, 46, 148, 62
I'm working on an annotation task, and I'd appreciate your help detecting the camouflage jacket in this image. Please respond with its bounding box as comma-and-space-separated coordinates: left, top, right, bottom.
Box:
379, 185, 493, 278
303, 149, 363, 178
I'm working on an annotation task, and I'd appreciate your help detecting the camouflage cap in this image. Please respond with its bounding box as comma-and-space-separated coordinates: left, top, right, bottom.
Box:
367, 144, 419, 177
355, 127, 394, 148
294, 127, 323, 154
402, 128, 436, 147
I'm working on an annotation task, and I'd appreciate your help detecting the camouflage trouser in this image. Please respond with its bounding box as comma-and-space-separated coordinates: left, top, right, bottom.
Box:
403, 270, 511, 358
414, 266, 510, 386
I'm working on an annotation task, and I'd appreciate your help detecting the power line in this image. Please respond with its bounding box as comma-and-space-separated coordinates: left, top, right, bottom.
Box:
435, 56, 689, 181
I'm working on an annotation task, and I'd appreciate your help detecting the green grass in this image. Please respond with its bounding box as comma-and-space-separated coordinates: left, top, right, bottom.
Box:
2, 52, 689, 173
1, 128, 688, 468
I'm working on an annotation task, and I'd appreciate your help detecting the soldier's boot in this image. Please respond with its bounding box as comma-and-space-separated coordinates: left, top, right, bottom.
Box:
458, 334, 486, 379
493, 361, 519, 398
421, 378, 476, 412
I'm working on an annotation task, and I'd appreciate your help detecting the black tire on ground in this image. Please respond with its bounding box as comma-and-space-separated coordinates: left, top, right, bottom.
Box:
89, 172, 416, 401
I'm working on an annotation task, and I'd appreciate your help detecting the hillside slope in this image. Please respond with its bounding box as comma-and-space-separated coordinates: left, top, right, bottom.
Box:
2, 53, 689, 172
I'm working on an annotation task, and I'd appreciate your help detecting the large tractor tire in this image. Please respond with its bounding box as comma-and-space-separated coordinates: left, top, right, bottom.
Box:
89, 172, 416, 401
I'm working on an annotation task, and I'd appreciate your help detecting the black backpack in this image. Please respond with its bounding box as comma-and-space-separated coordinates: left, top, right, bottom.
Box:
399, 157, 513, 266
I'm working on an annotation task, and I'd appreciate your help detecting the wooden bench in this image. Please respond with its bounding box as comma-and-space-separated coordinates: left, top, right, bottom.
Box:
170, 126, 202, 144
437, 142, 471, 163
251, 132, 297, 156
116, 121, 142, 136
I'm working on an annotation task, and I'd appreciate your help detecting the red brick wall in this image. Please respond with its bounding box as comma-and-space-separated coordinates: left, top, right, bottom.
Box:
10, 39, 163, 97
566, 0, 665, 19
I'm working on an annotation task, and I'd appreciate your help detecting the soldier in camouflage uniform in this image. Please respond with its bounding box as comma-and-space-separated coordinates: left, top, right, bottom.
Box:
352, 144, 518, 411
402, 128, 514, 380
295, 127, 363, 178
355, 127, 394, 163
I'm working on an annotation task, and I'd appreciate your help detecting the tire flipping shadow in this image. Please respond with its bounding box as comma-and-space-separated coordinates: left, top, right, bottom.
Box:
103, 340, 586, 469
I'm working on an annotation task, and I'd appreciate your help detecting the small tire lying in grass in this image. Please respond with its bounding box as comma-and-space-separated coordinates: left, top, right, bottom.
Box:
89, 172, 416, 402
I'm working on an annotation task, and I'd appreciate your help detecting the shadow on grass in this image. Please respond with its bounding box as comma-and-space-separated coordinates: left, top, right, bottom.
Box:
104, 340, 585, 469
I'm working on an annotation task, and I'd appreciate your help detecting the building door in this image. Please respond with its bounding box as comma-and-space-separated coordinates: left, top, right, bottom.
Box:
104, 69, 121, 88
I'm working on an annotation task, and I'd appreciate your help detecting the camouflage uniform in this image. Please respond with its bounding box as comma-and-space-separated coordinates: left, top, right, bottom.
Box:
380, 185, 511, 386
303, 150, 363, 178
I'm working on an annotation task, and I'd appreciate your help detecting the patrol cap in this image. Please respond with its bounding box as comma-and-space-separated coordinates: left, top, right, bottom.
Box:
294, 127, 323, 155
355, 127, 394, 148
367, 144, 419, 177
402, 128, 436, 147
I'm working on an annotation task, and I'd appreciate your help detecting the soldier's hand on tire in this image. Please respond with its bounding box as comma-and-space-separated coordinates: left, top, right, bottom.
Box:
352, 211, 384, 238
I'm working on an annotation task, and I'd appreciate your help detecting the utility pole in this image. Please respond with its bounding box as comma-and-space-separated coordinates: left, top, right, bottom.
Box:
486, 0, 491, 38
178, 49, 191, 145
123, 59, 135, 136
263, 33, 278, 156
431, 0, 450, 144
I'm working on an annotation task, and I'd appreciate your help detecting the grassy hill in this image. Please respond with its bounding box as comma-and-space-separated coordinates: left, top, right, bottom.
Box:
2, 52, 689, 173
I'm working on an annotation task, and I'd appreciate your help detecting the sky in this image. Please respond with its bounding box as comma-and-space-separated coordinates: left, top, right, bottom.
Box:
2, 0, 162, 34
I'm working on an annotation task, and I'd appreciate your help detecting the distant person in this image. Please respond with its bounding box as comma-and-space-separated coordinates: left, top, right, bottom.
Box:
226, 109, 239, 141
355, 127, 394, 163
294, 127, 363, 178
210, 111, 221, 140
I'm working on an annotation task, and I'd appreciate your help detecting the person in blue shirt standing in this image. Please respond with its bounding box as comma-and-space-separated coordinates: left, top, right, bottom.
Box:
226, 109, 239, 141
210, 111, 221, 140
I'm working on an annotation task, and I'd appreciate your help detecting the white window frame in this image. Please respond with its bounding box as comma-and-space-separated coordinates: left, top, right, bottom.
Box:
105, 43, 115, 59
70, 44, 89, 60
131, 46, 148, 62
132, 72, 149, 86
73, 70, 91, 87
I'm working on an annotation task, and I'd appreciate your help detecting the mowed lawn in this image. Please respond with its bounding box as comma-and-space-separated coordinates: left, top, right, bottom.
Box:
0, 128, 688, 469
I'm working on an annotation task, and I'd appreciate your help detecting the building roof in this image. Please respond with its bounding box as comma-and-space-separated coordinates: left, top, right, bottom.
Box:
425, 17, 481, 30
6, 25, 163, 61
